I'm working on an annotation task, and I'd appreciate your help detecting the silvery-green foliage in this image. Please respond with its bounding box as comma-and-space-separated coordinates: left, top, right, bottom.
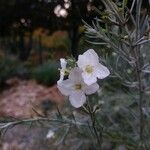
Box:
83, 0, 150, 149
84, 0, 150, 90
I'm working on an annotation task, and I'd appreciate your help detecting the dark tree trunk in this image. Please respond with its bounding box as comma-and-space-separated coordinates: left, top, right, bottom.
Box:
18, 31, 25, 61
70, 24, 79, 60
69, 0, 80, 60
18, 30, 33, 61
38, 35, 43, 64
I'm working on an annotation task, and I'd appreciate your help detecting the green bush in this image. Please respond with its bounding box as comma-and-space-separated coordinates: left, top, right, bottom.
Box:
0, 58, 30, 89
32, 60, 60, 86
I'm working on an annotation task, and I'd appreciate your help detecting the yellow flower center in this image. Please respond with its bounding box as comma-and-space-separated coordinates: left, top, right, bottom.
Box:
60, 68, 69, 75
74, 83, 82, 90
63, 69, 69, 75
85, 65, 93, 74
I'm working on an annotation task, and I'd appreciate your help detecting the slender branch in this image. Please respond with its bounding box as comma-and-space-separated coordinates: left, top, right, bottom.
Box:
86, 99, 102, 150
0, 117, 93, 130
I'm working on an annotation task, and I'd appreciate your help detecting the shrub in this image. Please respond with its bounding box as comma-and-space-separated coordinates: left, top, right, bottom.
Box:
32, 60, 60, 86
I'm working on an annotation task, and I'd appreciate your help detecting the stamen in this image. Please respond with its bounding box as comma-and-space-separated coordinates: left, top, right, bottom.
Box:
74, 83, 82, 90
85, 65, 93, 74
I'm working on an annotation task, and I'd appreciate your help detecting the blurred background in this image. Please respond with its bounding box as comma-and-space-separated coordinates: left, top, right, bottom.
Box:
0, 0, 104, 89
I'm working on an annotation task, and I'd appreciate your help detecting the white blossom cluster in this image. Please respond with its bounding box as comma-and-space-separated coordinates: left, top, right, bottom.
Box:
57, 49, 110, 108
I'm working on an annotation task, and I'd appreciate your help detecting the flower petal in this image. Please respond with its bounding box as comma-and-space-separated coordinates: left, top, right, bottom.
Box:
82, 72, 97, 85
84, 49, 99, 64
69, 67, 83, 82
57, 79, 73, 96
60, 58, 67, 69
77, 49, 99, 68
77, 54, 89, 68
57, 73, 64, 84
95, 64, 110, 79
85, 83, 99, 95
69, 92, 86, 108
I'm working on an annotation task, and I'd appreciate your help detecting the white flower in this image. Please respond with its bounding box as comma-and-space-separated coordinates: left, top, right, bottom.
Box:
57, 67, 99, 108
77, 49, 110, 85
57, 58, 67, 84
46, 130, 55, 139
